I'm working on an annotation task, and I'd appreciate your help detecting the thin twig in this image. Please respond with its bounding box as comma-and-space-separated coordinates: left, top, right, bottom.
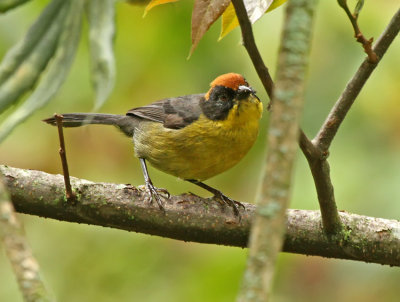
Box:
231, 0, 274, 104
0, 175, 54, 302
54, 114, 75, 202
315, 8, 400, 151
2, 165, 400, 266
337, 0, 378, 63
231, 0, 342, 235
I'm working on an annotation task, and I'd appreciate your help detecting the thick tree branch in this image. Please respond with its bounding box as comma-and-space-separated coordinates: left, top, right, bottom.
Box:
1, 165, 400, 266
315, 8, 400, 151
0, 175, 54, 302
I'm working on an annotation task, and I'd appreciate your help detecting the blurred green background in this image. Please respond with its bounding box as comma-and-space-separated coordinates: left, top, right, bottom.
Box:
1, 1, 400, 301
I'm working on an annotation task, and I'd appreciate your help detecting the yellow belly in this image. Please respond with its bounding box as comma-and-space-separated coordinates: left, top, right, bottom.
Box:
133, 99, 263, 181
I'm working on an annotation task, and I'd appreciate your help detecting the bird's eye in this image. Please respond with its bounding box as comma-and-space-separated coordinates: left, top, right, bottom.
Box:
219, 94, 228, 102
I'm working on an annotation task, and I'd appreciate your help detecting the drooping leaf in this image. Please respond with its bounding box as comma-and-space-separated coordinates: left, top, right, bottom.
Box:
0, 0, 68, 114
0, 0, 32, 13
0, 0, 84, 142
0, 0, 65, 86
190, 0, 231, 56
219, 0, 287, 40
86, 0, 116, 111
143, 0, 178, 17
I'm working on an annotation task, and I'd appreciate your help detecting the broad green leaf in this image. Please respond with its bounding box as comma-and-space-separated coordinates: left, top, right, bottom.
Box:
86, 0, 116, 111
0, 0, 32, 13
0, 0, 84, 142
219, 0, 287, 40
190, 0, 231, 56
0, 0, 68, 114
143, 0, 178, 17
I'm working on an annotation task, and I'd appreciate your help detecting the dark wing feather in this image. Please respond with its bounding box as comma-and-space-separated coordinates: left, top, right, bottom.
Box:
126, 94, 205, 129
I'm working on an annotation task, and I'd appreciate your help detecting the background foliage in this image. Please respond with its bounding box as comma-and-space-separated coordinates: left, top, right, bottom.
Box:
0, 0, 399, 301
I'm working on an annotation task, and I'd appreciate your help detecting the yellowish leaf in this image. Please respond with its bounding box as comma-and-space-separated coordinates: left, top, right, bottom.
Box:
219, 2, 237, 40
143, 0, 178, 17
219, 0, 287, 40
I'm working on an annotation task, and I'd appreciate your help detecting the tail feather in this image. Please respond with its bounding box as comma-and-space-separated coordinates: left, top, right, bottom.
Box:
43, 113, 136, 136
43, 113, 121, 127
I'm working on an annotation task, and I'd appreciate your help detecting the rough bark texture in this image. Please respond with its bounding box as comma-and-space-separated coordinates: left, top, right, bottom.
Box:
1, 165, 399, 266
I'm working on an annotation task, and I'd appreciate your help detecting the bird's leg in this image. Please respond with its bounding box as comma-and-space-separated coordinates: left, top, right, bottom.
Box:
139, 158, 169, 211
187, 180, 245, 217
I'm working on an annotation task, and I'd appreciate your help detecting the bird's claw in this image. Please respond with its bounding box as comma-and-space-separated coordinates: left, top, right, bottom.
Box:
141, 182, 169, 211
214, 192, 245, 219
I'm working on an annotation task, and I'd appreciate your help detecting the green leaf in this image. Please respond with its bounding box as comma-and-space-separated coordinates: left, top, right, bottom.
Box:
354, 0, 364, 18
86, 0, 116, 111
0, 0, 84, 143
0, 0, 68, 113
0, 0, 32, 13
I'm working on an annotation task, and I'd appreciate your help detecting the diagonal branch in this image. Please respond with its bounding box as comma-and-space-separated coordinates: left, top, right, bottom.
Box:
315, 8, 400, 151
1, 165, 400, 266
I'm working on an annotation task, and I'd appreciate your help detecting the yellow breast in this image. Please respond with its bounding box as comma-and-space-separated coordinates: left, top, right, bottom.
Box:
133, 97, 263, 181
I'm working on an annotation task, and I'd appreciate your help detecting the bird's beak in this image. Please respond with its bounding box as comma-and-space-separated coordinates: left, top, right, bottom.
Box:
238, 85, 259, 102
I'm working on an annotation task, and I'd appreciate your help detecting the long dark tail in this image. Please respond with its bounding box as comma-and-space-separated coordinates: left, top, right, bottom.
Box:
43, 113, 136, 136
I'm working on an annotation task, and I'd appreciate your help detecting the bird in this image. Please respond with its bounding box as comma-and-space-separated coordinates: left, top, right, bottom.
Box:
43, 73, 263, 217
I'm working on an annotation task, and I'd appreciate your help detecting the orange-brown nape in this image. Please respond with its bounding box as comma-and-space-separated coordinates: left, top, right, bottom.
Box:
205, 73, 249, 99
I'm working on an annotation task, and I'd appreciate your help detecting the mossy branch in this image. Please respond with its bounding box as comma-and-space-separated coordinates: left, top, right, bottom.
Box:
1, 165, 399, 266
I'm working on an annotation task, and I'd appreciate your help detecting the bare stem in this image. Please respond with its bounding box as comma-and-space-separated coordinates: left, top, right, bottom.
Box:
337, 0, 378, 63
315, 8, 400, 151
54, 114, 75, 202
231, 0, 274, 103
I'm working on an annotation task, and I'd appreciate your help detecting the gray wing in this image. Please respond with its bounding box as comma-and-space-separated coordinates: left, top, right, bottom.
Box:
126, 94, 205, 129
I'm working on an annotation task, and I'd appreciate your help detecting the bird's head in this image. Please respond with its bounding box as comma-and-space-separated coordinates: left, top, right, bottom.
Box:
202, 73, 262, 121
